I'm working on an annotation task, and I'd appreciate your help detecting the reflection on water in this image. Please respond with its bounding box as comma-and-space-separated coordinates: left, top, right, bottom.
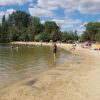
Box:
0, 44, 70, 88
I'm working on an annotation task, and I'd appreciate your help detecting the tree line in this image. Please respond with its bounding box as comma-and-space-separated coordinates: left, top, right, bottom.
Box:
80, 22, 100, 42
0, 10, 79, 43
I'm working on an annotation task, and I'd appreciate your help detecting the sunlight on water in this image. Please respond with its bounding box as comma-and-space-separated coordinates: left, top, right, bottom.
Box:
0, 44, 70, 88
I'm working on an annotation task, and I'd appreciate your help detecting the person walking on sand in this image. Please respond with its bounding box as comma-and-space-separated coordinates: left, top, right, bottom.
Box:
52, 42, 57, 57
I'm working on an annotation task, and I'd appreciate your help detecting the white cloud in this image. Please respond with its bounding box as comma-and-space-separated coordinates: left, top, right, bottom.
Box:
29, 7, 53, 17
51, 18, 81, 31
37, 0, 59, 10
29, 2, 35, 7
0, 11, 5, 17
41, 18, 82, 31
35, 0, 100, 15
97, 19, 100, 22
78, 0, 100, 14
6, 9, 16, 15
0, 9, 15, 22
29, 0, 100, 34
0, 0, 32, 6
53, 19, 81, 27
76, 24, 86, 35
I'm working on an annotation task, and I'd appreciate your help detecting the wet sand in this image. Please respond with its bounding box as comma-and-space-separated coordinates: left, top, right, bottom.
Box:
0, 42, 100, 100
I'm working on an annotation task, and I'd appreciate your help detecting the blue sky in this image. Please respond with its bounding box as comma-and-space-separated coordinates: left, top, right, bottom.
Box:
0, 0, 100, 35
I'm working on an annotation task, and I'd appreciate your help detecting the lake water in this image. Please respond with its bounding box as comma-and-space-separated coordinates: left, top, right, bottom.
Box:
0, 44, 71, 88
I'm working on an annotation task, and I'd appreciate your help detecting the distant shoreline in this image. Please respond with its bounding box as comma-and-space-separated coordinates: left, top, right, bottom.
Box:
11, 41, 73, 51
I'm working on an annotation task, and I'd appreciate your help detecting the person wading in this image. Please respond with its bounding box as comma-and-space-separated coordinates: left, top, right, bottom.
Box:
52, 42, 57, 57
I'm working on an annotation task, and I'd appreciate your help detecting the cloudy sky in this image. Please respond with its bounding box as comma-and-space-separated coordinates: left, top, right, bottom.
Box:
0, 0, 100, 34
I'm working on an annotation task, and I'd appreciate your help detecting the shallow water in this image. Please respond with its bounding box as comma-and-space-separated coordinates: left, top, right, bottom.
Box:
0, 44, 70, 88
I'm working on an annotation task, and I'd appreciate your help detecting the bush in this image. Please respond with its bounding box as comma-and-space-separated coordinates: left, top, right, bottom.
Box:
34, 33, 51, 42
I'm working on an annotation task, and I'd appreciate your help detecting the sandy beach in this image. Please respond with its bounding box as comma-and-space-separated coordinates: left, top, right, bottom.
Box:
0, 42, 100, 100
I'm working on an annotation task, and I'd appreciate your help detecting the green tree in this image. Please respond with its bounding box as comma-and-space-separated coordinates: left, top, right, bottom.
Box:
82, 22, 100, 41
0, 15, 10, 42
95, 32, 100, 42
61, 32, 71, 42
30, 17, 44, 34
7, 11, 32, 41
43, 21, 60, 41
44, 21, 60, 33
34, 34, 42, 41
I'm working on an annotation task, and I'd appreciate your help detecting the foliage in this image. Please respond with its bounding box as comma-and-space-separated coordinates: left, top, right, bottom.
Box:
61, 31, 79, 42
81, 22, 100, 42
0, 10, 79, 43
34, 33, 51, 42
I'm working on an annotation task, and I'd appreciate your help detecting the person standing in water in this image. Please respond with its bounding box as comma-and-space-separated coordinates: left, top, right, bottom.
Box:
52, 42, 57, 57
40, 40, 43, 46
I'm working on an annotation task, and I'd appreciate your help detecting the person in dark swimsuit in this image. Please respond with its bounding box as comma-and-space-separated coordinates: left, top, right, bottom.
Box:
53, 43, 57, 57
